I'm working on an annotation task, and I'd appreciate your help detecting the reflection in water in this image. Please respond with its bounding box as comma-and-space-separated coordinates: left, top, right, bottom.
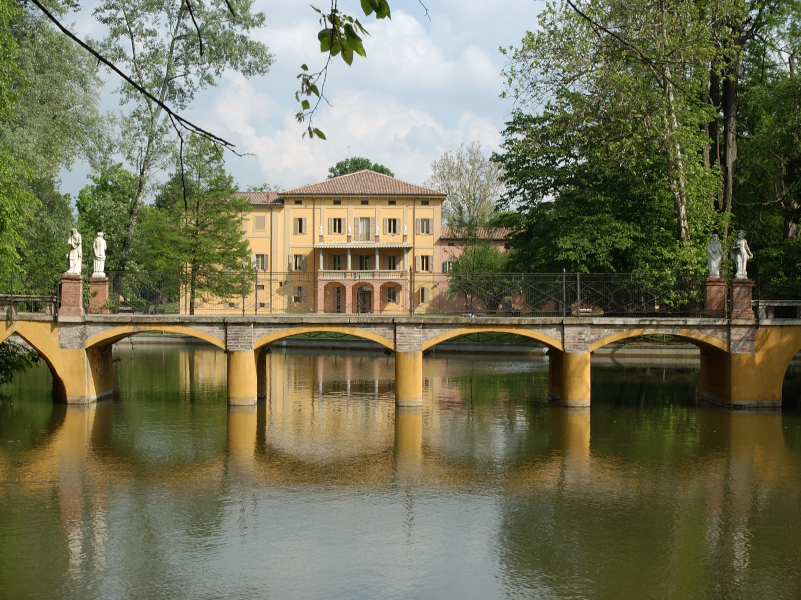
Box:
1, 345, 801, 599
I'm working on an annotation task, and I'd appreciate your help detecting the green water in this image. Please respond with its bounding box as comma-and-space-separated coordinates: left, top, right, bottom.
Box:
1, 344, 801, 599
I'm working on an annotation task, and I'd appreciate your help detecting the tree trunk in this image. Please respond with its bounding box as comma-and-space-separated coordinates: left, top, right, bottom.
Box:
721, 53, 739, 237
113, 4, 187, 291
708, 66, 722, 208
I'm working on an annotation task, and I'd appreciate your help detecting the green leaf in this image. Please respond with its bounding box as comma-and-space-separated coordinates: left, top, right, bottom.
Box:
360, 0, 374, 16
300, 63, 308, 71
313, 128, 327, 140
341, 45, 354, 65
318, 29, 332, 52
301, 99, 310, 110
310, 5, 321, 14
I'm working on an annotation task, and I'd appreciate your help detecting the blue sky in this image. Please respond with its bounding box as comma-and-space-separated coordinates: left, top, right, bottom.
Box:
59, 0, 543, 197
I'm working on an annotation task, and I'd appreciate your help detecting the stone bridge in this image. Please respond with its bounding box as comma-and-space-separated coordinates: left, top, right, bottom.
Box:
2, 314, 801, 409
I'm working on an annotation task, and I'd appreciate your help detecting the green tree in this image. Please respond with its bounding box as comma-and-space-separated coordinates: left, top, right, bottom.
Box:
497, 0, 725, 273
93, 0, 273, 285
76, 165, 139, 274
151, 135, 251, 314
327, 157, 394, 178
425, 142, 503, 228
18, 178, 75, 293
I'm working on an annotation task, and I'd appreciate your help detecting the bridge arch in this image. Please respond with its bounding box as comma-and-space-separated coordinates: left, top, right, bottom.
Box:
589, 327, 728, 353
755, 326, 801, 402
84, 325, 226, 350
0, 321, 70, 397
254, 325, 394, 351
421, 326, 563, 352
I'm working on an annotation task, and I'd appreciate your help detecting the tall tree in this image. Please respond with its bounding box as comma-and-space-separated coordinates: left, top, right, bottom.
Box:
327, 157, 394, 178
424, 142, 503, 228
151, 135, 251, 314
76, 165, 140, 275
93, 0, 273, 287
497, 0, 725, 272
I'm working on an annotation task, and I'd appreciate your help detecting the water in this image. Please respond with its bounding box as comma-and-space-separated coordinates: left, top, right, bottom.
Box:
2, 344, 801, 599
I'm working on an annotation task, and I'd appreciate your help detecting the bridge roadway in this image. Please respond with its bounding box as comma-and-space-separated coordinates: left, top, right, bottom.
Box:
2, 314, 801, 408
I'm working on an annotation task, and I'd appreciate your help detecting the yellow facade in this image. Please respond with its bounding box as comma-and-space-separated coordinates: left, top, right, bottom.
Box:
238, 170, 445, 315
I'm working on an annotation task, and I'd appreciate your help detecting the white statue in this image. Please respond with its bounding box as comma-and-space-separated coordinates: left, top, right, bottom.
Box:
403, 224, 408, 236
706, 234, 724, 278
66, 228, 82, 275
348, 226, 352, 235
730, 230, 753, 280
319, 224, 323, 236
92, 232, 107, 278
376, 224, 380, 236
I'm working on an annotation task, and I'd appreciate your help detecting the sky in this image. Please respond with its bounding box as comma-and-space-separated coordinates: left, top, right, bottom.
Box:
58, 0, 544, 198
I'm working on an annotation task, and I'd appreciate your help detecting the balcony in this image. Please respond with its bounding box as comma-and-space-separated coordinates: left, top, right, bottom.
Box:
317, 270, 407, 281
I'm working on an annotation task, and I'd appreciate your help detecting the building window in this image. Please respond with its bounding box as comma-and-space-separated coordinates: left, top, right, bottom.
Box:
420, 286, 429, 303
421, 200, 429, 206
292, 286, 306, 303
253, 215, 266, 231
294, 254, 306, 271
294, 200, 302, 205
384, 218, 397, 234
420, 255, 430, 272
385, 286, 398, 303
388, 200, 396, 205
442, 261, 453, 273
255, 254, 267, 270
294, 218, 307, 235
416, 218, 431, 234
361, 200, 369, 205
387, 255, 396, 270
333, 199, 341, 205
329, 255, 343, 270
359, 255, 371, 270
359, 217, 371, 238
329, 218, 343, 234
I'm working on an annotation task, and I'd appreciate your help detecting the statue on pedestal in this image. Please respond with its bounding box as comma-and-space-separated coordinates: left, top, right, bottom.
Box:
376, 224, 380, 236
319, 224, 323, 236
66, 228, 82, 275
92, 232, 107, 278
403, 224, 408, 236
706, 234, 724, 278
730, 230, 753, 280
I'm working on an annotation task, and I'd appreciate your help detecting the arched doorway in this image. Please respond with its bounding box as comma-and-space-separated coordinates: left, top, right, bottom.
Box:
355, 285, 373, 314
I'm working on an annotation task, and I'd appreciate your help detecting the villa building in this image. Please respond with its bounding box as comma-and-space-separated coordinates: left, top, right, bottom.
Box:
236, 170, 446, 314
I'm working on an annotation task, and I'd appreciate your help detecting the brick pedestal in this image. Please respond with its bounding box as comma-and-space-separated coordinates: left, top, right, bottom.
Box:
731, 279, 755, 320
88, 277, 109, 314
59, 273, 84, 319
704, 278, 726, 318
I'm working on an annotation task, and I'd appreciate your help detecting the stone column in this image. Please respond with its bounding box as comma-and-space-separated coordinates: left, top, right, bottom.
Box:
345, 282, 354, 314
704, 278, 726, 318
731, 279, 755, 320
59, 274, 84, 319
559, 321, 592, 407
226, 324, 257, 405
372, 282, 381, 314
395, 325, 423, 407
347, 248, 352, 271
88, 277, 109, 314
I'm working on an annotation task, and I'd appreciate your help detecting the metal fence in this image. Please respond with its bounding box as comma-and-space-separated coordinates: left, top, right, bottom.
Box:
6, 269, 798, 318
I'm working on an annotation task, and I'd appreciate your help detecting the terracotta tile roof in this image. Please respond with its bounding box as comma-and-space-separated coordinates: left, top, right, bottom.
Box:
281, 170, 444, 197
441, 226, 512, 240
234, 191, 283, 206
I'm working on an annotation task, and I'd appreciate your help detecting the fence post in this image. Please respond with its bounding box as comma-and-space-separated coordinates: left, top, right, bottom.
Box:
9, 272, 14, 321
562, 268, 566, 318
576, 272, 581, 317
241, 264, 246, 317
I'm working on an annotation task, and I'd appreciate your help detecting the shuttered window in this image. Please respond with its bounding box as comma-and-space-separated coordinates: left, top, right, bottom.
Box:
253, 215, 266, 231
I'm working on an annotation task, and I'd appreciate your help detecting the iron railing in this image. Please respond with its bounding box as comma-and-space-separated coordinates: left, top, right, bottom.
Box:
7, 270, 797, 318
0, 272, 58, 318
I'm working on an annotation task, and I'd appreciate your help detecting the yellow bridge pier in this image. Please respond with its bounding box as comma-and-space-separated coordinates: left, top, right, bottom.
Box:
2, 315, 801, 410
